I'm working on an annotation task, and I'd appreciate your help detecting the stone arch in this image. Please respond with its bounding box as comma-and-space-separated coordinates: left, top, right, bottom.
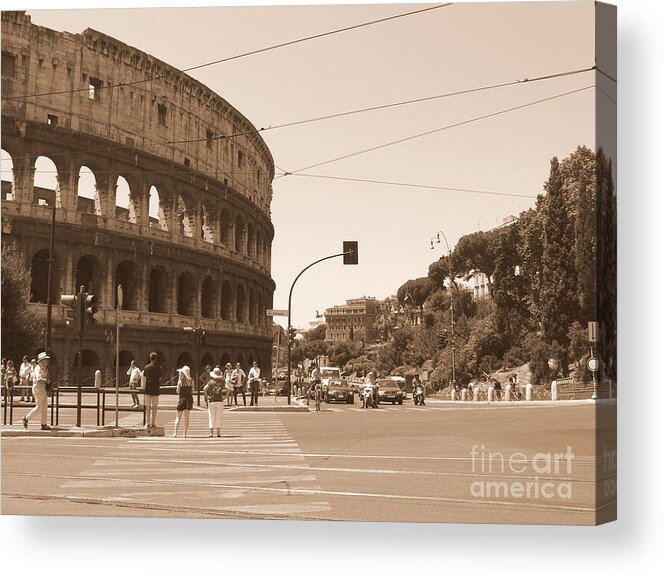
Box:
114, 175, 132, 221
247, 222, 255, 260
234, 214, 245, 254
177, 192, 195, 238
201, 203, 215, 243
74, 254, 103, 306
30, 249, 54, 303
148, 265, 169, 313
177, 271, 196, 316
115, 260, 138, 310
220, 352, 231, 367
235, 353, 244, 366
73, 349, 101, 387
219, 209, 232, 248
201, 352, 215, 370
148, 185, 168, 231
176, 352, 194, 369
34, 156, 58, 206
77, 165, 100, 215
201, 275, 215, 318
220, 280, 233, 320
248, 287, 257, 325
236, 284, 246, 323
256, 230, 263, 266
1, 148, 14, 200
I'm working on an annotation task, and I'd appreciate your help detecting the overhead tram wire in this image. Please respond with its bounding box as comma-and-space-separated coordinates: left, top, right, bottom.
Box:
285, 174, 538, 200
164, 66, 597, 146
1, 65, 597, 170
278, 84, 596, 177
6, 4, 451, 102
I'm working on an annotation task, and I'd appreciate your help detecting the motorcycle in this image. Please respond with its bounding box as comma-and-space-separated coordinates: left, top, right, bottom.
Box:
413, 385, 425, 406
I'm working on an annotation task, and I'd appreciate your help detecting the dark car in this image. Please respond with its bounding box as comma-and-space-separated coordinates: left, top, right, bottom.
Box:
325, 379, 355, 404
377, 379, 404, 405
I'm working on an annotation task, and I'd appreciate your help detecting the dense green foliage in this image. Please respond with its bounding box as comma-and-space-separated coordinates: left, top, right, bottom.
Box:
1, 242, 45, 362
288, 146, 616, 386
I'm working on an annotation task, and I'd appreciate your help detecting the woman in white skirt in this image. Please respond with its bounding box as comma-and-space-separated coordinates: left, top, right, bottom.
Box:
203, 366, 225, 437
223, 362, 234, 406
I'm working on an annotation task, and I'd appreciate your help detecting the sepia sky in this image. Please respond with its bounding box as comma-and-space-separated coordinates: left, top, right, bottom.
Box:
16, 1, 603, 328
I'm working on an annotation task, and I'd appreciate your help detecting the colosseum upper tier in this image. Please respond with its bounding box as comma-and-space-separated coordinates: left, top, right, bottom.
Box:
1, 11, 276, 385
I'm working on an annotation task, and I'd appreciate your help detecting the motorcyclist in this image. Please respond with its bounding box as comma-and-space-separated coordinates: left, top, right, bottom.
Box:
364, 370, 379, 408
412, 374, 425, 405
307, 363, 321, 406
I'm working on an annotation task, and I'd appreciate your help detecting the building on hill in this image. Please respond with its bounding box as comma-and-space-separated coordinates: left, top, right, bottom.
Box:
325, 297, 379, 343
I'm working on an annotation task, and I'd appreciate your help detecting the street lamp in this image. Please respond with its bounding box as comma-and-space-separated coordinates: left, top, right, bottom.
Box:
430, 230, 456, 387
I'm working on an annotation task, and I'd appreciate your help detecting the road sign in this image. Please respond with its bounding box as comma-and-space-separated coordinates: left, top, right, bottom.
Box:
587, 356, 600, 372
266, 309, 288, 317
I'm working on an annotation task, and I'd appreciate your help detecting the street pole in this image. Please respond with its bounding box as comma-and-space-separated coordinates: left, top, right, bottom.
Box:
75, 285, 86, 426
432, 231, 456, 386
115, 285, 123, 427
44, 201, 56, 355
287, 250, 351, 405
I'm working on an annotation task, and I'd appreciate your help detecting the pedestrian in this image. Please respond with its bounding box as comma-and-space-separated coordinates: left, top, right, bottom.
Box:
173, 365, 194, 438
94, 369, 102, 389
203, 366, 225, 437
19, 355, 32, 402
223, 362, 234, 406
22, 351, 51, 430
248, 361, 261, 406
126, 360, 142, 407
307, 363, 321, 406
4, 359, 18, 401
231, 361, 247, 406
142, 352, 162, 429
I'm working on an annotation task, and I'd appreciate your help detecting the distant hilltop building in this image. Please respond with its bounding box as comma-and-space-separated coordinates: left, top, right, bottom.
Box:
325, 297, 379, 343
466, 215, 518, 300
1, 11, 275, 383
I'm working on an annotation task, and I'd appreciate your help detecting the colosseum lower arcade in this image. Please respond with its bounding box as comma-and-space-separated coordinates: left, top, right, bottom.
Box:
1, 11, 276, 385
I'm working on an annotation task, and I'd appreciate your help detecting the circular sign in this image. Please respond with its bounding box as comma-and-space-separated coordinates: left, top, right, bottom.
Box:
587, 356, 600, 372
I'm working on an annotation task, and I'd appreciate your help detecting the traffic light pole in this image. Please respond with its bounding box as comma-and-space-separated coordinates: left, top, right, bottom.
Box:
286, 250, 351, 405
76, 285, 85, 427
44, 202, 56, 355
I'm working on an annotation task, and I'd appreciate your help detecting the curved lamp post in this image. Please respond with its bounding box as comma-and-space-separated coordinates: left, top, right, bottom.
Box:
430, 230, 456, 387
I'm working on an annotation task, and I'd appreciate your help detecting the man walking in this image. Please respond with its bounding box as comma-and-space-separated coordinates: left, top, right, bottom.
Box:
142, 352, 162, 428
18, 355, 31, 402
127, 360, 142, 407
248, 361, 261, 406
231, 362, 247, 406
22, 351, 51, 430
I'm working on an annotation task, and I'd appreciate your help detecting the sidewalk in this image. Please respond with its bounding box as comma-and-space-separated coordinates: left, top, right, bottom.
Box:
1, 393, 309, 436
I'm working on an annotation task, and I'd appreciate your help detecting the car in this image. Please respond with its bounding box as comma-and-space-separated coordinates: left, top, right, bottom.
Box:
324, 379, 355, 404
319, 366, 342, 393
377, 379, 404, 405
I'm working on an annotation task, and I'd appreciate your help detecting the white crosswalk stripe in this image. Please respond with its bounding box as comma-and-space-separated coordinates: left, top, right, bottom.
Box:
57, 410, 331, 518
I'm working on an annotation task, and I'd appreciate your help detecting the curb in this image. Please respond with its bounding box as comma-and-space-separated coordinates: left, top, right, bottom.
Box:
227, 405, 309, 413
2, 426, 165, 438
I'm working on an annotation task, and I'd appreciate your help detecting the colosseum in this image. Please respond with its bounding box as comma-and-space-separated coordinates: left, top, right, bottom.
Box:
1, 11, 276, 387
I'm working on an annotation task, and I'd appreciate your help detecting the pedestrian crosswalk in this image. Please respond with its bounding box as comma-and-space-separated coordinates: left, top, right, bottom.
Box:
57, 409, 332, 519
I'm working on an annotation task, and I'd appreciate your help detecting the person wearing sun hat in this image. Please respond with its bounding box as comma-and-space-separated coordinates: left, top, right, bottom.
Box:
203, 366, 225, 437
172, 365, 194, 438
22, 351, 51, 430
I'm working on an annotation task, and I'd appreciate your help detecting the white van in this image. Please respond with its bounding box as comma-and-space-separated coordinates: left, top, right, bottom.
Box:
320, 366, 342, 391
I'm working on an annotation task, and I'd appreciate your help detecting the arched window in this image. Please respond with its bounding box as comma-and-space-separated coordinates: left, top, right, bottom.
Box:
236, 284, 246, 323
115, 261, 137, 310
1, 149, 14, 200
149, 266, 169, 313
77, 166, 99, 214
220, 281, 233, 321
29, 249, 51, 303
177, 272, 196, 316
201, 276, 215, 318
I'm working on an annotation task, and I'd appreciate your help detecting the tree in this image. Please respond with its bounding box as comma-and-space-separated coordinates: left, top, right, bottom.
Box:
538, 157, 579, 373
396, 277, 435, 314
1, 243, 45, 362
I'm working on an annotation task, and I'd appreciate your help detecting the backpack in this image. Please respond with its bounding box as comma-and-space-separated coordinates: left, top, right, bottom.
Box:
209, 382, 224, 402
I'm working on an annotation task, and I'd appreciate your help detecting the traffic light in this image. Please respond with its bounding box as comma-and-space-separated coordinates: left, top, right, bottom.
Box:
288, 327, 297, 345
61, 294, 80, 331
84, 293, 97, 326
343, 241, 358, 265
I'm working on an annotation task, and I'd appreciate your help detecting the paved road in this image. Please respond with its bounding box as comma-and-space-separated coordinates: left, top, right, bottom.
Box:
1, 399, 616, 524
